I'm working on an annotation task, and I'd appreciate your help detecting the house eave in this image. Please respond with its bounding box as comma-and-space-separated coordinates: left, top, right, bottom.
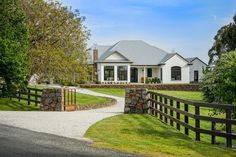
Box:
95, 61, 133, 63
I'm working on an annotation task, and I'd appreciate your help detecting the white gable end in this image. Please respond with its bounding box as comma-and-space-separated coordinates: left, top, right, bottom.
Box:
105, 52, 128, 61
162, 54, 190, 84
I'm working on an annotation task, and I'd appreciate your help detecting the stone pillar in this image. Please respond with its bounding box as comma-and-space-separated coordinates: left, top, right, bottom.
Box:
124, 88, 148, 114
41, 88, 64, 111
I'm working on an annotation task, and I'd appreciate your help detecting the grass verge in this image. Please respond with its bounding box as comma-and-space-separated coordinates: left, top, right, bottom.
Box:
85, 114, 236, 157
0, 86, 114, 111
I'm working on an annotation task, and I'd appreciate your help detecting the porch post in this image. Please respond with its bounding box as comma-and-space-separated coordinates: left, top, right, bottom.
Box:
143, 66, 146, 84
114, 65, 117, 82
101, 65, 104, 83
127, 65, 131, 83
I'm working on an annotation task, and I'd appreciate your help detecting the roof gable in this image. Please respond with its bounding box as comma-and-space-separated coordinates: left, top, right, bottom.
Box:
186, 57, 207, 66
99, 40, 168, 65
159, 53, 191, 65
104, 51, 131, 62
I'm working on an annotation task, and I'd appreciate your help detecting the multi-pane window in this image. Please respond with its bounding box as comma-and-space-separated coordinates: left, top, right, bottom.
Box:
118, 66, 128, 81
194, 70, 199, 82
171, 66, 181, 80
104, 66, 114, 81
147, 68, 152, 77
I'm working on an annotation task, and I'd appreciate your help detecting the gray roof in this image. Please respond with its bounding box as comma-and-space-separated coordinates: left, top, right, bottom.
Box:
185, 57, 197, 63
87, 45, 110, 64
88, 40, 200, 65
185, 57, 207, 65
159, 53, 176, 64
95, 40, 168, 65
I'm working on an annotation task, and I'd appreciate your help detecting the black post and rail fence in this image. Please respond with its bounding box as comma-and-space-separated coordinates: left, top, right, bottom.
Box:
13, 87, 43, 106
147, 91, 236, 148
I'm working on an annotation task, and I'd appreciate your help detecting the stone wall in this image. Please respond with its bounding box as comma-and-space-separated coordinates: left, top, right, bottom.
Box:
41, 88, 64, 111
124, 88, 148, 114
80, 84, 200, 91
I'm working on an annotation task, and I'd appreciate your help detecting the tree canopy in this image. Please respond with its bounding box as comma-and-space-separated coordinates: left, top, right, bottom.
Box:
201, 51, 236, 117
208, 14, 236, 65
0, 0, 29, 95
21, 0, 90, 84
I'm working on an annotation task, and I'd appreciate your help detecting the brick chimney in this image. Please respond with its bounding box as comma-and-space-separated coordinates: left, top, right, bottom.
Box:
93, 48, 98, 62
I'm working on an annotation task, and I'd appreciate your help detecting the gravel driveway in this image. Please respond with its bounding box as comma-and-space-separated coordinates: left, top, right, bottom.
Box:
0, 88, 124, 141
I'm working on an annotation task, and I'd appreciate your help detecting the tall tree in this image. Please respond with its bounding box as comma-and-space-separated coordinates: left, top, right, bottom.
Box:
21, 0, 90, 84
0, 0, 29, 95
201, 51, 236, 117
208, 14, 236, 65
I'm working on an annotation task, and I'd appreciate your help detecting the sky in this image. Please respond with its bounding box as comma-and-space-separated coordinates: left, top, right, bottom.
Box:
59, 0, 236, 63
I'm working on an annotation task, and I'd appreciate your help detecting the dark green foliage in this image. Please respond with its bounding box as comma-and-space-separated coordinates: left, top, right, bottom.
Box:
208, 14, 236, 65
146, 77, 161, 84
201, 51, 236, 117
0, 0, 29, 96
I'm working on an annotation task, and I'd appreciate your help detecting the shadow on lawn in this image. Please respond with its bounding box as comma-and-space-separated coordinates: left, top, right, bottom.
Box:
0, 98, 39, 111
119, 114, 235, 157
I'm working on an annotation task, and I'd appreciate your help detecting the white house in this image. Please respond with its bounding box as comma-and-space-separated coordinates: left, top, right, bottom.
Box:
88, 40, 207, 84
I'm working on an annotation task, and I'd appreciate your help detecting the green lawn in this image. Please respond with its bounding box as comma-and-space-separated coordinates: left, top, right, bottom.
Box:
154, 90, 204, 101
0, 98, 40, 111
90, 88, 125, 97
0, 86, 113, 111
68, 93, 113, 106
89, 88, 204, 101
85, 114, 236, 157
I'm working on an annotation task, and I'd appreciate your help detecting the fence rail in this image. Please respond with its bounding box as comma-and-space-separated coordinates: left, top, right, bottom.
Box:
147, 91, 236, 148
14, 88, 43, 106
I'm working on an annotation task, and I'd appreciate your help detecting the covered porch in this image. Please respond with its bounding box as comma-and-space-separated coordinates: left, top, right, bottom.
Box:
130, 66, 162, 84
100, 64, 162, 84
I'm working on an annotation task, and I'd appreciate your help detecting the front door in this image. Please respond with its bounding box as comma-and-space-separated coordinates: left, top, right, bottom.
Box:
131, 67, 138, 83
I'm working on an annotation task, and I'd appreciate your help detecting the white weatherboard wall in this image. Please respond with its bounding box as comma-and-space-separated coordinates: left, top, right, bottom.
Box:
162, 54, 190, 84
189, 59, 207, 82
105, 52, 127, 61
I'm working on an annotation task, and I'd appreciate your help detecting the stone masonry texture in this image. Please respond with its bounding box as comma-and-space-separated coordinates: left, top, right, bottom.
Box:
124, 88, 148, 114
80, 84, 200, 91
41, 88, 64, 111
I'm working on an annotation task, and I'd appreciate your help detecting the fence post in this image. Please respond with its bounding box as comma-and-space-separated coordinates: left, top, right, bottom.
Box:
164, 98, 168, 123
226, 109, 232, 148
71, 89, 73, 105
195, 105, 200, 141
18, 90, 21, 102
211, 121, 216, 144
170, 100, 173, 126
155, 94, 158, 117
184, 103, 189, 136
35, 90, 38, 106
160, 96, 163, 121
28, 88, 30, 106
74, 89, 76, 105
152, 94, 156, 115
64, 88, 66, 108
67, 89, 69, 105
176, 101, 180, 131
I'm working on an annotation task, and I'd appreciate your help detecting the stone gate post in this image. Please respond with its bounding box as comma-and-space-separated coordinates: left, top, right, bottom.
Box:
41, 88, 64, 111
124, 88, 149, 114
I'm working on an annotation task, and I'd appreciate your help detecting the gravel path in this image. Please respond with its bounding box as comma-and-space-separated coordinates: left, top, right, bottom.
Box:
0, 88, 124, 141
